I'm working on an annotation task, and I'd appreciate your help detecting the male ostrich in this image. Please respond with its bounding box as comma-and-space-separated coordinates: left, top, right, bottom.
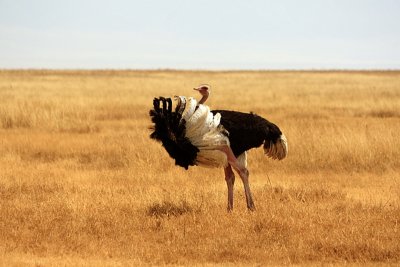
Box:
149, 85, 287, 211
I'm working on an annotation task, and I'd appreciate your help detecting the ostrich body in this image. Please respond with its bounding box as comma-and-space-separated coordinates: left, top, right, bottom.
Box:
149, 85, 287, 211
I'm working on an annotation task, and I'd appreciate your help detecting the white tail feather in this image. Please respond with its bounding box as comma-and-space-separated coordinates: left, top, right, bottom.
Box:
264, 134, 288, 160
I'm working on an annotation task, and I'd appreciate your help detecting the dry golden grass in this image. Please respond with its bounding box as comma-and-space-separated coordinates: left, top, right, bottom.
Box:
0, 70, 399, 266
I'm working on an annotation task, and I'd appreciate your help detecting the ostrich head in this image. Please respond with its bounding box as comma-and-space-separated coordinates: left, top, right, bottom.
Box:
193, 84, 211, 96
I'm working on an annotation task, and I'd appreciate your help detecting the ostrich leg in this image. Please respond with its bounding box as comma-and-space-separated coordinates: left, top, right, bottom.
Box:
240, 170, 255, 211
224, 165, 235, 211
219, 146, 255, 211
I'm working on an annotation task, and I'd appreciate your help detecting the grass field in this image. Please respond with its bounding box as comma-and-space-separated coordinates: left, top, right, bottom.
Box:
0, 70, 399, 266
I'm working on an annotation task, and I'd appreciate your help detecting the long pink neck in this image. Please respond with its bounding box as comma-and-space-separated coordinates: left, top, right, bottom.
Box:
199, 93, 209, 105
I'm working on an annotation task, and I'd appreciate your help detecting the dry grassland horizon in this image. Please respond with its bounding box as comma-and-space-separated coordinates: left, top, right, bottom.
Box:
0, 70, 399, 266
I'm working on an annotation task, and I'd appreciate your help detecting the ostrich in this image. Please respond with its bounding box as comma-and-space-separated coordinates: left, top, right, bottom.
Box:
149, 85, 287, 211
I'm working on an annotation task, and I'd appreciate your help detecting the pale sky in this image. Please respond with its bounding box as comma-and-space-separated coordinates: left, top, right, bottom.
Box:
1, 0, 399, 70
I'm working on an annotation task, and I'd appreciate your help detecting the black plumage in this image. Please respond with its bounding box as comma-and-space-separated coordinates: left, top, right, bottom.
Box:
149, 97, 199, 169
150, 97, 285, 169
211, 110, 283, 157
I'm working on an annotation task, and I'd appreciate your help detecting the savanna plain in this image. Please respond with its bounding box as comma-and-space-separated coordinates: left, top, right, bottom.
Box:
0, 70, 399, 266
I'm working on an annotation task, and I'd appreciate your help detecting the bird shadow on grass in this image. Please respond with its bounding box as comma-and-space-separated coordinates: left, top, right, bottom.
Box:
146, 200, 194, 218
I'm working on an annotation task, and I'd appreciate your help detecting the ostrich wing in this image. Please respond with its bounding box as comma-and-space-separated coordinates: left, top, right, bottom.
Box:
212, 110, 285, 158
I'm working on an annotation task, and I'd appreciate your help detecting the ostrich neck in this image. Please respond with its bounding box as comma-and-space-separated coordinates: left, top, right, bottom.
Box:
198, 94, 209, 105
